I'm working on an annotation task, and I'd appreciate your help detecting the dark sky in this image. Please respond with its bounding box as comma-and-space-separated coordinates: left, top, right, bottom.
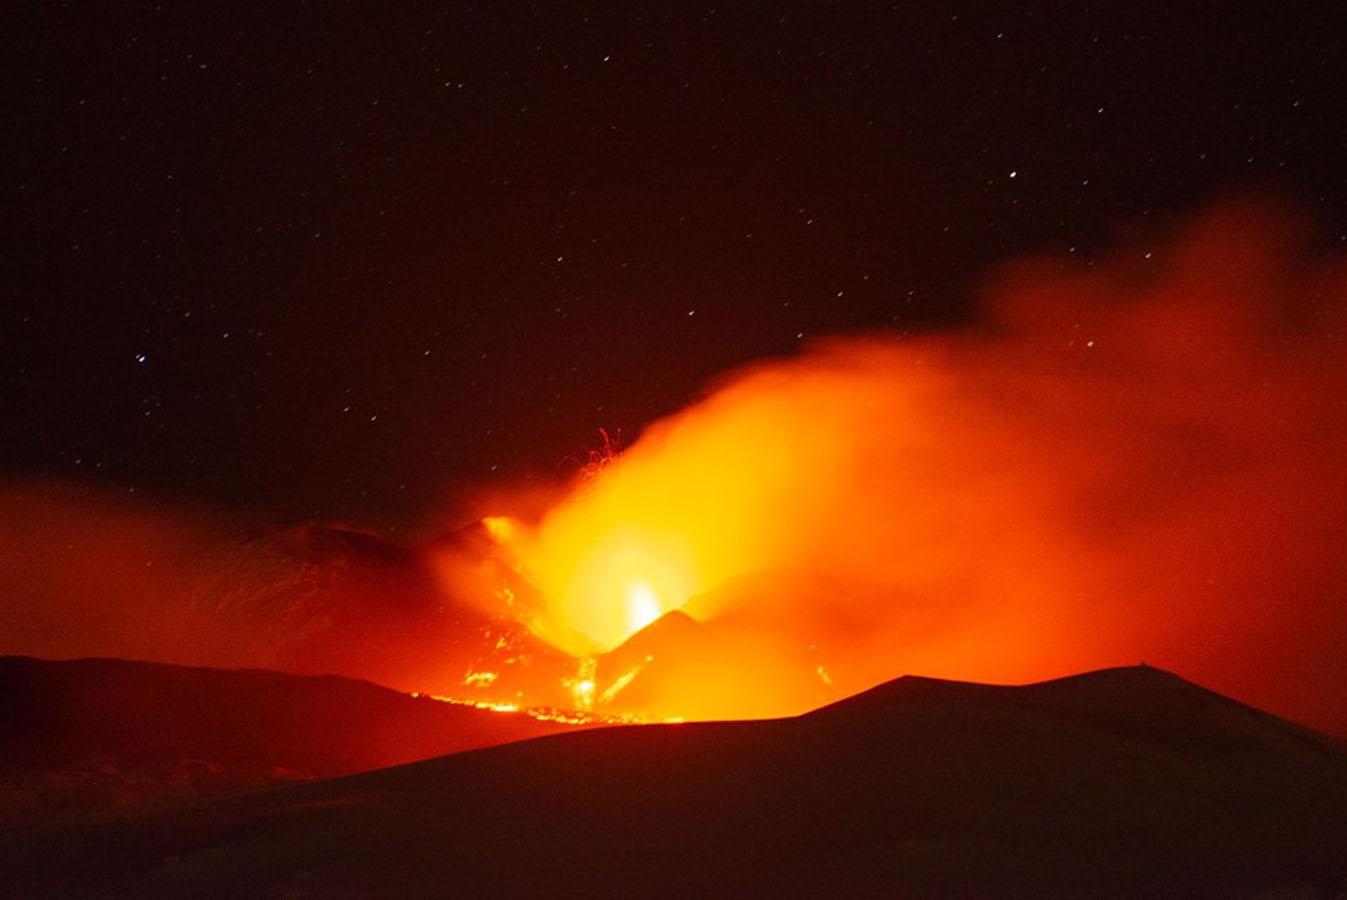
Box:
5, 2, 1346, 526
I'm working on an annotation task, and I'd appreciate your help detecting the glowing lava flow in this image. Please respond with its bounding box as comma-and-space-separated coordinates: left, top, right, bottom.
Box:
410, 690, 677, 726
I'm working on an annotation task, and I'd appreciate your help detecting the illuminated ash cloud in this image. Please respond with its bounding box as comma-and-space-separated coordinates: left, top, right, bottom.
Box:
485, 198, 1347, 731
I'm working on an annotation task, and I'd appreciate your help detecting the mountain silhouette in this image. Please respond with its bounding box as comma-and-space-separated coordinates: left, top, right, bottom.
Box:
0, 656, 583, 826
6, 664, 1344, 898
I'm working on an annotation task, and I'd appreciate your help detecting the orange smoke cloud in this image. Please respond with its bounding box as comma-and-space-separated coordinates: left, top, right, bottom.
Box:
499, 199, 1347, 731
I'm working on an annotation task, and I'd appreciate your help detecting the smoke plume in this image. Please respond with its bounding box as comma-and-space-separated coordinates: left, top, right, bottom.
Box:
508, 199, 1347, 731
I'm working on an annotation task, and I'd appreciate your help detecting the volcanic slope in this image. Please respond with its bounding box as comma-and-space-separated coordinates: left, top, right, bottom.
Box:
6, 665, 1347, 898
0, 656, 582, 826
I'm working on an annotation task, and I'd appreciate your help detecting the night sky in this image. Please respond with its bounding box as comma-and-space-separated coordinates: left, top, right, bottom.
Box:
6, 3, 1346, 527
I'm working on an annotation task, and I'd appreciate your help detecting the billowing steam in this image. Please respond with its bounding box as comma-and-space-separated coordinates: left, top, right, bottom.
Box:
494, 198, 1347, 730
3, 199, 1346, 734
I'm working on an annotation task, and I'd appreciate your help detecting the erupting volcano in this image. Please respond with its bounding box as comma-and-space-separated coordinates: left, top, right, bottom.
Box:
419, 200, 1347, 730
5, 202, 1347, 738
8, 203, 1347, 893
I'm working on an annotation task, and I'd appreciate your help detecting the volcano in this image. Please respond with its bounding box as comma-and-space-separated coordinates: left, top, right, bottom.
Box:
592, 603, 838, 720
586, 571, 955, 720
5, 665, 1345, 898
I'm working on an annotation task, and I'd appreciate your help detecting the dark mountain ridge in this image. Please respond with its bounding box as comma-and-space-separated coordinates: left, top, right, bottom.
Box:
0, 655, 583, 826
6, 664, 1345, 898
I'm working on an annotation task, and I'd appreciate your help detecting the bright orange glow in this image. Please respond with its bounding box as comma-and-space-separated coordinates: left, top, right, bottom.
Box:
461, 670, 499, 687
625, 582, 662, 634
510, 523, 695, 653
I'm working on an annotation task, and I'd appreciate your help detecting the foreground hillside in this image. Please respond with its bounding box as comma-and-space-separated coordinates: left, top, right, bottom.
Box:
5, 666, 1345, 898
0, 656, 580, 825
